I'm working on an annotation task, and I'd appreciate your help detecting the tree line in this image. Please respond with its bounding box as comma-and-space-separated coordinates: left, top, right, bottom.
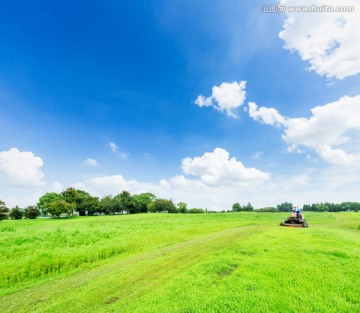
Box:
232, 201, 360, 213
1, 194, 359, 221
0, 188, 210, 220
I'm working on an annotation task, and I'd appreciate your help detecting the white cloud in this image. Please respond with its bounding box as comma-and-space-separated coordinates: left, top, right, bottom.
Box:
181, 148, 269, 186
77, 148, 269, 210
287, 144, 304, 154
84, 158, 98, 167
195, 81, 247, 117
279, 0, 360, 79
52, 181, 63, 193
316, 145, 360, 166
249, 95, 360, 166
108, 142, 118, 152
88, 175, 142, 196
248, 102, 286, 127
0, 148, 45, 186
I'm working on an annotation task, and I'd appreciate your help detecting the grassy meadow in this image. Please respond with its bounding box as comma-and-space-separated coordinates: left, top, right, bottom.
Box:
0, 212, 359, 312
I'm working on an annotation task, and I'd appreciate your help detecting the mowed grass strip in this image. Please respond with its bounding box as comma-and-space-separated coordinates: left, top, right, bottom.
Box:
1, 212, 359, 312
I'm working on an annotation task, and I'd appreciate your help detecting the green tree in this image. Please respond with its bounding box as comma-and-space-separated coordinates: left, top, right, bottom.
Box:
232, 203, 241, 212
9, 206, 24, 219
187, 208, 205, 214
277, 202, 293, 212
100, 195, 115, 215
48, 200, 75, 218
114, 191, 135, 214
133, 193, 156, 213
315, 204, 329, 212
62, 188, 90, 216
79, 196, 101, 216
37, 192, 64, 216
149, 199, 176, 213
24, 206, 40, 219
244, 202, 254, 212
340, 202, 360, 212
177, 202, 188, 213
0, 200, 9, 221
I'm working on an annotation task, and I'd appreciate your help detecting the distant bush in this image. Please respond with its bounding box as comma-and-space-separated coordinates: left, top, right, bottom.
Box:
187, 208, 205, 214
9, 206, 24, 220
24, 206, 40, 219
256, 207, 278, 212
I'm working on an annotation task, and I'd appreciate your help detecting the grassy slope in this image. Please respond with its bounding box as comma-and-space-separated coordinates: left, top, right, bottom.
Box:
0, 212, 359, 312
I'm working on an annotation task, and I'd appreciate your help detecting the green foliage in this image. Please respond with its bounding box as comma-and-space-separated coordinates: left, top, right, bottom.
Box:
303, 202, 360, 212
62, 188, 90, 216
187, 208, 205, 214
276, 202, 293, 212
0, 200, 9, 221
232, 203, 241, 212
100, 195, 115, 215
177, 202, 188, 214
47, 200, 74, 218
9, 206, 24, 220
78, 197, 100, 216
23, 206, 40, 219
133, 193, 156, 213
37, 192, 64, 215
114, 191, 135, 214
256, 207, 278, 212
232, 202, 254, 212
149, 199, 177, 213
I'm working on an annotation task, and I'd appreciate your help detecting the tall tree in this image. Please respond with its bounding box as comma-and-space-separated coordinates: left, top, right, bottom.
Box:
232, 203, 241, 212
78, 196, 101, 216
133, 193, 156, 213
100, 195, 115, 215
114, 191, 135, 214
244, 202, 254, 212
177, 202, 188, 213
62, 188, 90, 216
48, 200, 75, 218
37, 192, 64, 216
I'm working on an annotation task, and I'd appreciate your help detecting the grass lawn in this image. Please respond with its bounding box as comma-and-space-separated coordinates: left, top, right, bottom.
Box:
0, 212, 359, 312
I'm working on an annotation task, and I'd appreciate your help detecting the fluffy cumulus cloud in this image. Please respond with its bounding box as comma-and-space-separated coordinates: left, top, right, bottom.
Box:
249, 95, 360, 166
88, 175, 138, 196
0, 148, 45, 186
279, 0, 360, 79
181, 148, 269, 186
248, 102, 286, 127
195, 81, 246, 117
78, 148, 269, 210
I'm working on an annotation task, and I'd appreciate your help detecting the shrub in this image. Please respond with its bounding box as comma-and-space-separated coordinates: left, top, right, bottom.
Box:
9, 206, 24, 219
256, 207, 278, 212
187, 208, 205, 214
24, 206, 41, 219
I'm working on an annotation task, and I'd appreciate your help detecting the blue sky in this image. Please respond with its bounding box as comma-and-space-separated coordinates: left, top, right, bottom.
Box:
1, 0, 360, 209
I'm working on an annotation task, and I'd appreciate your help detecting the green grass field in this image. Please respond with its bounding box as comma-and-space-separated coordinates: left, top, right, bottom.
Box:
1, 212, 359, 312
